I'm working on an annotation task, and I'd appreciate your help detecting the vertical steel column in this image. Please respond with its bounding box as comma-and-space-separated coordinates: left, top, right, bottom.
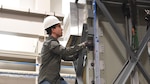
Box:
93, 0, 101, 84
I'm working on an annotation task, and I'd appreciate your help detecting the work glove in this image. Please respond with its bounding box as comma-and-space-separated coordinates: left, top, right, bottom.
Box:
145, 14, 150, 22
145, 14, 150, 30
84, 40, 94, 50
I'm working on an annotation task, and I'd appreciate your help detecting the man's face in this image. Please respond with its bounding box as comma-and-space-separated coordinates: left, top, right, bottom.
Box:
52, 23, 63, 38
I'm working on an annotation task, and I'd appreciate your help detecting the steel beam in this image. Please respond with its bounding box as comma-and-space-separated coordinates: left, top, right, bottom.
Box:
101, 1, 150, 8
93, 0, 101, 84
95, 0, 136, 61
137, 0, 150, 3
95, 0, 150, 83
113, 26, 150, 84
137, 62, 150, 83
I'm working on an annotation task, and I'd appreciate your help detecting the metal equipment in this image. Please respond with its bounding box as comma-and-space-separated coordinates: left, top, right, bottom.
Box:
95, 0, 150, 83
70, 0, 150, 83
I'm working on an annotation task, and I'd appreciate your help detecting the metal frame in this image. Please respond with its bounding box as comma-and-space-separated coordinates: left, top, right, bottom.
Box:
93, 0, 101, 84
75, 24, 88, 84
95, 0, 150, 83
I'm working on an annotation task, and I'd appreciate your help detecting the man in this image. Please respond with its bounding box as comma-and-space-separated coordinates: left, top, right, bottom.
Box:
38, 16, 88, 84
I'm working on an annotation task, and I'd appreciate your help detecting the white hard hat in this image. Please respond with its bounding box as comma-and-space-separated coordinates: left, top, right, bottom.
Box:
43, 16, 61, 29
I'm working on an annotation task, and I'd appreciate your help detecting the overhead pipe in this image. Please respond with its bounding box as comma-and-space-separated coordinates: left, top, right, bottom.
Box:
101, 0, 150, 8
0, 71, 76, 79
